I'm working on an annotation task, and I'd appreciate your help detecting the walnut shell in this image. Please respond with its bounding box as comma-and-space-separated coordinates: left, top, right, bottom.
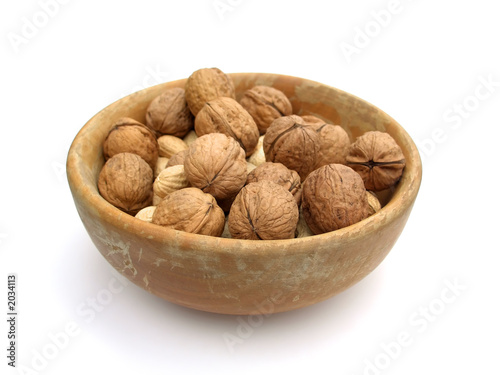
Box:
195, 97, 259, 157
153, 165, 190, 199
145, 88, 194, 137
157, 135, 189, 158
135, 206, 157, 223
185, 67, 235, 116
154, 157, 169, 178
152, 187, 225, 237
98, 153, 153, 215
308, 121, 350, 167
166, 149, 187, 168
184, 133, 247, 201
346, 131, 406, 191
263, 115, 320, 180
366, 191, 382, 216
239, 86, 293, 134
246, 162, 301, 205
228, 181, 299, 240
247, 135, 265, 167
302, 164, 369, 234
103, 118, 159, 170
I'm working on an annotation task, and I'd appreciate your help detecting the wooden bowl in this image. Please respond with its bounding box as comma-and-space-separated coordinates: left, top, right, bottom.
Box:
67, 73, 422, 315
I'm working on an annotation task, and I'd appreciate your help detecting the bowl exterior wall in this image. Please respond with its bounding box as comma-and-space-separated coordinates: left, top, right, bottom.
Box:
73, 196, 415, 315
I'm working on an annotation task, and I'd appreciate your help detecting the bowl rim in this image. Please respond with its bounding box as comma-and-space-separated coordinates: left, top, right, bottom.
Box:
67, 72, 422, 254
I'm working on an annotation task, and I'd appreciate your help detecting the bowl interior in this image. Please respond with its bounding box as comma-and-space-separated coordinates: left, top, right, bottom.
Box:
71, 73, 419, 212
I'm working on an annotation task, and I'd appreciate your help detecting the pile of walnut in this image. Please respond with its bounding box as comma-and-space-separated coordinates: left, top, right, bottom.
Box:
98, 67, 406, 240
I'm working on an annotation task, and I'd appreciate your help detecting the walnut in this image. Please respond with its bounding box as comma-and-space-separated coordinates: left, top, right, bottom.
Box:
195, 97, 259, 157
135, 206, 156, 223
247, 135, 265, 166
316, 124, 350, 166
303, 118, 350, 167
346, 131, 406, 191
157, 135, 188, 158
184, 133, 247, 201
366, 191, 381, 215
98, 153, 153, 215
239, 86, 293, 134
103, 117, 158, 170
301, 164, 369, 234
152, 188, 225, 237
228, 181, 299, 240
154, 157, 169, 178
246, 162, 301, 205
166, 149, 187, 168
263, 115, 320, 180
153, 165, 190, 199
145, 88, 194, 137
185, 67, 235, 116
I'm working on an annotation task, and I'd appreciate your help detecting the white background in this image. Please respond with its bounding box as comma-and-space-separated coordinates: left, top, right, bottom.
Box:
1, 0, 499, 374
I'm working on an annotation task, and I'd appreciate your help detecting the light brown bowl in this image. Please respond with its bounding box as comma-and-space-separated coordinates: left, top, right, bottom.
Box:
67, 73, 422, 315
